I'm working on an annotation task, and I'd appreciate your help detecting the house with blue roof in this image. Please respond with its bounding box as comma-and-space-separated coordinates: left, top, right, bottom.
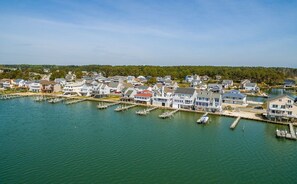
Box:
222, 90, 247, 105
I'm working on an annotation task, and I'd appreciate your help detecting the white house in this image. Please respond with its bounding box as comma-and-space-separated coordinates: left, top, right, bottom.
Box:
12, 79, 26, 87
195, 90, 222, 112
266, 95, 297, 121
29, 81, 42, 92
92, 83, 110, 97
240, 79, 251, 89
80, 84, 93, 96
207, 84, 223, 93
172, 87, 197, 109
134, 90, 152, 105
65, 72, 76, 82
152, 86, 173, 107
54, 78, 67, 86
63, 80, 85, 96
222, 90, 247, 105
222, 80, 233, 89
108, 82, 123, 93
121, 87, 137, 101
244, 83, 258, 92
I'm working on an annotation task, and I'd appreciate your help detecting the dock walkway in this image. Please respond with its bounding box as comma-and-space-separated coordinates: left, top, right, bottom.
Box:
136, 107, 158, 115
65, 99, 86, 105
97, 102, 120, 109
114, 104, 136, 112
159, 109, 179, 119
230, 116, 241, 129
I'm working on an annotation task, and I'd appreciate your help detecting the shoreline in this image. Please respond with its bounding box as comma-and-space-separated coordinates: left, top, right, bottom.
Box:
9, 92, 297, 126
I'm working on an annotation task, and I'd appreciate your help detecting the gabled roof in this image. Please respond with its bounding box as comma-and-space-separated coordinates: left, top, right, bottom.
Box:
245, 83, 257, 87
266, 94, 295, 102
108, 82, 120, 88
223, 90, 246, 99
174, 87, 196, 95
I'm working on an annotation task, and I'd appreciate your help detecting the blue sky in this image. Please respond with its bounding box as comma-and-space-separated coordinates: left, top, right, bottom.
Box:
0, 0, 296, 67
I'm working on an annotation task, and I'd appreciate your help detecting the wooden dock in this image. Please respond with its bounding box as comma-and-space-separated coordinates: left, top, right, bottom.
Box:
230, 116, 241, 129
159, 109, 179, 119
0, 94, 23, 100
97, 102, 120, 109
136, 107, 158, 115
48, 98, 65, 104
276, 124, 296, 140
197, 112, 209, 123
114, 104, 136, 112
65, 99, 86, 105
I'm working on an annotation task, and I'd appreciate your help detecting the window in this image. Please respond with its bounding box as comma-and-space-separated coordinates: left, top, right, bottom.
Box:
288, 111, 292, 115
272, 104, 278, 108
279, 99, 282, 102
281, 105, 285, 109
288, 100, 292, 103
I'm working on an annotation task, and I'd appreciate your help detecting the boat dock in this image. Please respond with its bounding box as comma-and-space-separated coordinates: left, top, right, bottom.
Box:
48, 98, 65, 104
276, 124, 296, 140
136, 107, 158, 115
278, 124, 297, 140
197, 112, 209, 123
0, 94, 23, 100
97, 102, 120, 109
65, 99, 86, 105
159, 109, 179, 119
114, 104, 137, 112
230, 116, 241, 129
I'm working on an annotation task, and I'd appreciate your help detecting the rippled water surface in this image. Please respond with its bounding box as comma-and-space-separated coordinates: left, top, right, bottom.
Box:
1, 98, 296, 183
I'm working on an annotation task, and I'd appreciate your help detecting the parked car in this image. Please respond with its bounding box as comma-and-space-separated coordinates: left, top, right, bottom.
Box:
254, 106, 263, 110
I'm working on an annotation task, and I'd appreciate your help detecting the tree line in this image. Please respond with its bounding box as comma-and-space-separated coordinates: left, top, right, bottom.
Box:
1, 65, 296, 85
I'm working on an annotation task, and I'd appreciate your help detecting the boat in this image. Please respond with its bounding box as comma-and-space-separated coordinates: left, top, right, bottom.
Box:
197, 115, 209, 124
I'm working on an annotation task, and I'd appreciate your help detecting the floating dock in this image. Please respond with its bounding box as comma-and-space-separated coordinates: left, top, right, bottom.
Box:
197, 112, 209, 123
276, 124, 296, 140
159, 109, 179, 119
97, 102, 120, 109
230, 116, 241, 129
114, 104, 136, 112
136, 107, 158, 115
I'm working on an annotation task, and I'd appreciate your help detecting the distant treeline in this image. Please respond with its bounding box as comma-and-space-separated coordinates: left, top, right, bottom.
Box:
1, 64, 297, 84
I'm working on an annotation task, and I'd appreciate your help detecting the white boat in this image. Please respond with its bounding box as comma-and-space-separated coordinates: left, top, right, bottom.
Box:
197, 115, 209, 124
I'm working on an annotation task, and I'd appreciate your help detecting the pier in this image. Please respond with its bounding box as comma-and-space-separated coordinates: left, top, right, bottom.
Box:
65, 99, 86, 105
97, 102, 120, 109
0, 94, 23, 100
230, 116, 241, 129
114, 104, 137, 112
159, 109, 179, 119
136, 107, 158, 115
197, 112, 209, 123
48, 98, 65, 104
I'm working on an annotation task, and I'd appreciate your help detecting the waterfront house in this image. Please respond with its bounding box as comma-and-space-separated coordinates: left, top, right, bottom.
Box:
222, 90, 247, 105
152, 86, 173, 107
222, 80, 233, 89
134, 90, 152, 104
244, 83, 258, 92
12, 79, 25, 88
80, 84, 93, 96
195, 90, 222, 112
121, 87, 137, 101
63, 80, 85, 96
92, 83, 110, 97
0, 79, 12, 89
266, 95, 297, 121
172, 87, 197, 109
108, 81, 123, 93
284, 79, 296, 88
29, 81, 42, 92
207, 84, 223, 93
40, 80, 62, 93
240, 79, 251, 89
